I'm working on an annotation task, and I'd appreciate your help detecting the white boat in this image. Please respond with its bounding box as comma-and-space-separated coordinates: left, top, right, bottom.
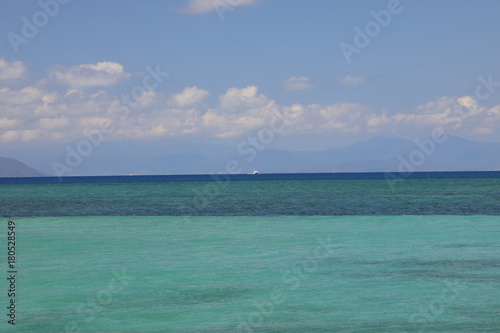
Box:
251, 170, 259, 174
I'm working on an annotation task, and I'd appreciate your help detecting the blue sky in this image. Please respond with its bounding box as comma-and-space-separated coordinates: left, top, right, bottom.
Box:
1, 0, 500, 152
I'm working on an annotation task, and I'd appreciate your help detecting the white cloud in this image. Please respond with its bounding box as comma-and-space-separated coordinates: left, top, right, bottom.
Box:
385, 95, 499, 138
280, 76, 313, 91
78, 117, 112, 129
1, 68, 500, 144
472, 127, 493, 135
0, 58, 26, 80
341, 75, 368, 86
49, 61, 131, 88
177, 0, 260, 14
366, 111, 393, 128
169, 86, 209, 107
0, 118, 23, 129
1, 130, 40, 143
37, 117, 71, 130
136, 90, 157, 108
0, 87, 43, 105
219, 86, 270, 112
413, 96, 485, 123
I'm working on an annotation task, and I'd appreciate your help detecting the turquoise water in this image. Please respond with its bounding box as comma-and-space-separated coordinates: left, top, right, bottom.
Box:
2, 215, 500, 332
1, 173, 499, 332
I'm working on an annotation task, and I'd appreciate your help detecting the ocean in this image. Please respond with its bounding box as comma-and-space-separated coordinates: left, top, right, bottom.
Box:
1, 172, 499, 332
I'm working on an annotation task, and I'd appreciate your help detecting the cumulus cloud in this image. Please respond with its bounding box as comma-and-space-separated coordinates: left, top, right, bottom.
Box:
0, 58, 26, 80
280, 76, 313, 91
0, 87, 43, 105
37, 117, 71, 130
1, 129, 40, 143
366, 111, 392, 128
385, 95, 498, 138
49, 61, 131, 88
176, 0, 260, 14
218, 86, 271, 112
414, 96, 485, 122
457, 96, 477, 109
1, 62, 499, 144
0, 118, 23, 129
136, 90, 157, 108
169, 86, 209, 107
341, 75, 368, 86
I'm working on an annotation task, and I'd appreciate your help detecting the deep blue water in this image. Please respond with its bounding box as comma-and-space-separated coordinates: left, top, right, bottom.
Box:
1, 172, 499, 217
1, 171, 500, 185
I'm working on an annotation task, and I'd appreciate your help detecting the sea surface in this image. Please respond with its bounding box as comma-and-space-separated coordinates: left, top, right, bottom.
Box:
1, 172, 499, 332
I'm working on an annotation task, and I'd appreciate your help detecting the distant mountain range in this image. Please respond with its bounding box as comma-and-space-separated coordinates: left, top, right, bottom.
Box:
0, 156, 45, 177
1, 135, 500, 177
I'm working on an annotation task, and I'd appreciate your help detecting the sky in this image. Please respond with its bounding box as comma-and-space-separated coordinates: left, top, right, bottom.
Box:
1, 0, 500, 154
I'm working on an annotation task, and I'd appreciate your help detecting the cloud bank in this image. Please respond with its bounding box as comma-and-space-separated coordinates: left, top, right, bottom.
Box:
1, 60, 499, 145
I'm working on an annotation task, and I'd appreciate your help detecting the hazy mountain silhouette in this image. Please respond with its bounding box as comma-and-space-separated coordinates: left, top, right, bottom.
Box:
1, 135, 500, 176
0, 156, 45, 177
